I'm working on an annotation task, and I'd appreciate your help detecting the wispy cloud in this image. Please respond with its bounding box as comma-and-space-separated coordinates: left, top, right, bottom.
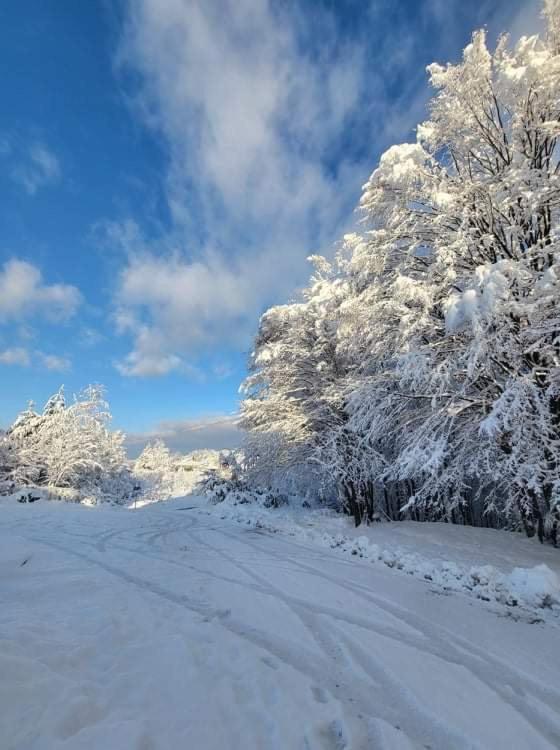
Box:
0, 347, 31, 367
114, 249, 256, 375
113, 0, 389, 374
505, 0, 543, 40
38, 352, 71, 372
0, 347, 71, 372
11, 142, 61, 195
79, 327, 105, 349
0, 259, 81, 323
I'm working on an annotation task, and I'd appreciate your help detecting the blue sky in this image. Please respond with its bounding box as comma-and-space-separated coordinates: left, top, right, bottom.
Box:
0, 0, 540, 451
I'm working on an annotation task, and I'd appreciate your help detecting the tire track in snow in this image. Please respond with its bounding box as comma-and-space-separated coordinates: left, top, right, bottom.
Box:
24, 511, 560, 749
206, 522, 560, 747
58, 510, 560, 747
54, 509, 560, 729
27, 526, 477, 749
285, 555, 560, 732
181, 525, 509, 749
22, 532, 419, 748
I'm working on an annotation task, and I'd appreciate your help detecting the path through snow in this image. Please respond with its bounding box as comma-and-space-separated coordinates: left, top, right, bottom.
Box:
1, 498, 560, 749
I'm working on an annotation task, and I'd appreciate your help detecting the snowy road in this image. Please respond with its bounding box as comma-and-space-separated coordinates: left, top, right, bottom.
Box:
2, 500, 560, 749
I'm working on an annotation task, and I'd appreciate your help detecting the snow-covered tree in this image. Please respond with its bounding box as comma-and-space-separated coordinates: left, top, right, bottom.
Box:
7, 401, 48, 486
242, 259, 350, 499
5, 385, 132, 503
135, 439, 172, 473
368, 1, 560, 536
241, 0, 560, 538
41, 385, 129, 496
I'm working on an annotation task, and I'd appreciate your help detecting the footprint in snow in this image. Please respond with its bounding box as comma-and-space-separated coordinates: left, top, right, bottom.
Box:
261, 656, 279, 670
311, 685, 329, 704
202, 607, 231, 623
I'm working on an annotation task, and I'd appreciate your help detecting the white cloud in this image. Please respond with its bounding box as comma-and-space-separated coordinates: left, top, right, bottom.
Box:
213, 362, 234, 380
117, 348, 182, 377
114, 315, 205, 377
122, 1, 366, 217
0, 347, 30, 367
114, 0, 381, 374
114, 251, 258, 373
12, 142, 61, 195
38, 353, 71, 372
421, 0, 541, 44
0, 346, 71, 371
126, 413, 242, 456
0, 259, 81, 323
79, 327, 104, 348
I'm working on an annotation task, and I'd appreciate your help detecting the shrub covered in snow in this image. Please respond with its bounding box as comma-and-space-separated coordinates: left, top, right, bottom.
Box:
196, 470, 287, 509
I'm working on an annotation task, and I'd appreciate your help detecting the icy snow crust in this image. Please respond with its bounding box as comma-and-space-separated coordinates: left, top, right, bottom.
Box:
2, 495, 560, 750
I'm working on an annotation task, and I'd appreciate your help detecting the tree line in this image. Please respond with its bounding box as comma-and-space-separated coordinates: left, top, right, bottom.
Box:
241, 1, 560, 542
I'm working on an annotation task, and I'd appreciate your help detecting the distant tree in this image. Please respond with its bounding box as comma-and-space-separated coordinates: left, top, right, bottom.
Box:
135, 439, 172, 473
6, 385, 132, 502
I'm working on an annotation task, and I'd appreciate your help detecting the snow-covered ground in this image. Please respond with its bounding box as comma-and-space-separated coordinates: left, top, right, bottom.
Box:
2, 496, 560, 749
207, 499, 560, 618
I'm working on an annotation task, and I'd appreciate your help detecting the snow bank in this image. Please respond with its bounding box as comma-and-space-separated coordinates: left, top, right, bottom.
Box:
507, 564, 560, 609
307, 532, 560, 613
320, 537, 560, 610
204, 498, 560, 618
0, 485, 106, 506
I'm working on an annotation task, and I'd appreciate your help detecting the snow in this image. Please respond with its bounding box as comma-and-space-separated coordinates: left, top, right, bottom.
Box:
2, 496, 560, 750
507, 564, 560, 609
444, 262, 517, 333
204, 497, 560, 619
370, 143, 428, 187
